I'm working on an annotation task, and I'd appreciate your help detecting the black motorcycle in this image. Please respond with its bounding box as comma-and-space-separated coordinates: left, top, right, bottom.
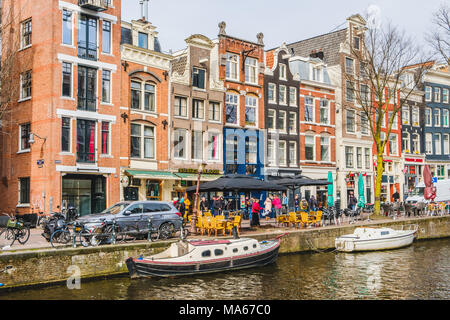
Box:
41, 212, 67, 242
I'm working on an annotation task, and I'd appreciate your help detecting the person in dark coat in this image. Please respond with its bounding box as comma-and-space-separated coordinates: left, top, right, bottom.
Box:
309, 195, 318, 211
213, 196, 221, 216
392, 190, 400, 202
348, 192, 357, 210
218, 196, 225, 214
199, 196, 209, 214
294, 194, 300, 212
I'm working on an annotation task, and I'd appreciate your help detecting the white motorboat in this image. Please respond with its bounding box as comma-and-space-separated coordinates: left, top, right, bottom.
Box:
335, 226, 418, 252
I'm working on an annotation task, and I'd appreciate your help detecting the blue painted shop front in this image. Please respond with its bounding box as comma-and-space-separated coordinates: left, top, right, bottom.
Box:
222, 127, 267, 215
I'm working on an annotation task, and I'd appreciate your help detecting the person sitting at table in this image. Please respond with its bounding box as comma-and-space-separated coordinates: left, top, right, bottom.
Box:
251, 198, 262, 227
300, 198, 309, 212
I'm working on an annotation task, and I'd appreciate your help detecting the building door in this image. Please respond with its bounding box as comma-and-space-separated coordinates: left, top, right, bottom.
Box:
62, 174, 106, 216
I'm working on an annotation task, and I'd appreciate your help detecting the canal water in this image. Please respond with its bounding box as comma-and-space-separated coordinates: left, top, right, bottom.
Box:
1, 238, 449, 300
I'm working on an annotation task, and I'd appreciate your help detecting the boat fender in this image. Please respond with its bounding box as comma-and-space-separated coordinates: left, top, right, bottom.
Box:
138, 255, 143, 260
0, 283, 3, 287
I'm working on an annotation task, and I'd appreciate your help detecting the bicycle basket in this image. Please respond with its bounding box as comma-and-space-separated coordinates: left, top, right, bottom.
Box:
6, 219, 18, 228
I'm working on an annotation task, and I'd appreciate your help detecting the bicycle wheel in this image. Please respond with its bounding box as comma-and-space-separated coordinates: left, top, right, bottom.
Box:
78, 232, 90, 247
17, 227, 30, 245
50, 230, 71, 248
5, 228, 16, 246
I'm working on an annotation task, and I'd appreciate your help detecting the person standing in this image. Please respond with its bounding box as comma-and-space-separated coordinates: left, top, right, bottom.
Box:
179, 197, 186, 220
251, 198, 262, 227
294, 194, 300, 212
273, 194, 282, 217
309, 195, 318, 211
348, 191, 357, 210
213, 196, 221, 216
264, 196, 272, 220
219, 196, 225, 215
392, 190, 400, 203
199, 196, 209, 214
282, 193, 289, 213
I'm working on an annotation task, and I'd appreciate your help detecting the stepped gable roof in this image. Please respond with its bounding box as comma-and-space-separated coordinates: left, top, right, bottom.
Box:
287, 28, 347, 66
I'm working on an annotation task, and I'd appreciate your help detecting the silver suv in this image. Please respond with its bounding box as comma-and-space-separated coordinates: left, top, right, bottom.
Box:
76, 201, 183, 239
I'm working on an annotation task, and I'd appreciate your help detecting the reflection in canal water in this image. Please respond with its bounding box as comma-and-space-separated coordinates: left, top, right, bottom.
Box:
1, 239, 449, 300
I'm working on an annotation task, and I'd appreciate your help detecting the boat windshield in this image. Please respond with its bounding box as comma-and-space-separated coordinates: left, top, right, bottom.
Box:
101, 202, 130, 215
409, 187, 425, 197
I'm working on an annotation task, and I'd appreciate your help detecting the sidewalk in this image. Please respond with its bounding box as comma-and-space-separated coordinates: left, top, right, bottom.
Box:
0, 214, 425, 253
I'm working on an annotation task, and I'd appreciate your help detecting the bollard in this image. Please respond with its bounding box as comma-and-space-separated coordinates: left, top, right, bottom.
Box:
111, 218, 116, 245
147, 217, 152, 242
72, 223, 77, 248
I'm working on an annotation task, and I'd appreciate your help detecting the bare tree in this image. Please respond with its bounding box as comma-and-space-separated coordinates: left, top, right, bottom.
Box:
345, 21, 432, 217
427, 4, 450, 64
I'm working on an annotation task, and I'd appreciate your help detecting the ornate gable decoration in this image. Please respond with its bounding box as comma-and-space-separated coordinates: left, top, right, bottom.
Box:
185, 34, 215, 49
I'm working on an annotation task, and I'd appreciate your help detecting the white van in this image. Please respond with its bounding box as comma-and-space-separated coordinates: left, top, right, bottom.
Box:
405, 179, 450, 204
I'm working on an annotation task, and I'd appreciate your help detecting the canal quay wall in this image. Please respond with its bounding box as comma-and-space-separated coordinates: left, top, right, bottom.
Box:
0, 216, 449, 290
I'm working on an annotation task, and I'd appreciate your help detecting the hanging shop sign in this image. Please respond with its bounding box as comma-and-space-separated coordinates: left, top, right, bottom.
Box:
178, 168, 221, 175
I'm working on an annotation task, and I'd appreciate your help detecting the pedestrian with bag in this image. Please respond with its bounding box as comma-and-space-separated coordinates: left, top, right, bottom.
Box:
251, 198, 262, 227
273, 194, 282, 218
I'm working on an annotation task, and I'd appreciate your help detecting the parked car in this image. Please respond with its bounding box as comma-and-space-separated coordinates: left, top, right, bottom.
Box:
75, 201, 183, 240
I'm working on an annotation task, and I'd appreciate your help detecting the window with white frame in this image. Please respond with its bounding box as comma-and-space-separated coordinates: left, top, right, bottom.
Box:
245, 57, 257, 84
62, 62, 72, 97
173, 129, 187, 159
412, 107, 419, 126
376, 109, 386, 128
361, 112, 369, 135
19, 123, 31, 151
131, 81, 156, 112
321, 136, 330, 161
192, 67, 206, 89
19, 177, 30, 205
443, 109, 449, 127
191, 131, 203, 160
425, 133, 433, 154
289, 141, 297, 166
434, 108, 441, 127
364, 148, 371, 169
346, 81, 355, 102
433, 87, 441, 102
345, 57, 354, 74
21, 19, 32, 49
279, 85, 287, 105
434, 133, 441, 154
20, 70, 32, 100
312, 66, 322, 82
388, 111, 397, 130
62, 10, 72, 45
102, 70, 111, 104
225, 93, 239, 125
61, 117, 71, 152
278, 110, 286, 132
412, 133, 420, 153
305, 135, 315, 160
443, 134, 449, 154
425, 86, 432, 101
192, 99, 205, 120
289, 87, 297, 106
402, 106, 409, 125
304, 97, 314, 122
443, 88, 449, 103
245, 136, 257, 164
425, 108, 432, 126
226, 53, 239, 81
268, 83, 276, 103
389, 134, 398, 155
279, 64, 287, 80
356, 147, 362, 169
288, 112, 297, 134
267, 139, 276, 166
345, 146, 354, 168
102, 20, 112, 54
346, 109, 355, 133
208, 132, 220, 160
267, 109, 275, 130
361, 84, 369, 104
320, 99, 329, 124
101, 122, 110, 155
208, 102, 221, 122
130, 124, 155, 159
226, 135, 238, 163
174, 96, 187, 117
245, 96, 257, 127
402, 133, 410, 153
278, 140, 287, 166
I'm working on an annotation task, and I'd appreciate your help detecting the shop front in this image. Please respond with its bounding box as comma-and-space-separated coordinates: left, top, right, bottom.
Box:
62, 174, 107, 216
403, 157, 425, 196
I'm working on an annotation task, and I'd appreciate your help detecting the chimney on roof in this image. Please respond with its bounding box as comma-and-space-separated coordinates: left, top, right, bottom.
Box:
139, 0, 144, 20
144, 0, 149, 22
310, 49, 324, 61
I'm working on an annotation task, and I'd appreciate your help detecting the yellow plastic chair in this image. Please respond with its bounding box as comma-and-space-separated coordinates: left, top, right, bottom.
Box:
196, 215, 203, 229
300, 212, 313, 228
288, 212, 302, 228
201, 216, 213, 236
204, 211, 212, 217
213, 215, 226, 236
226, 215, 242, 236
312, 211, 323, 227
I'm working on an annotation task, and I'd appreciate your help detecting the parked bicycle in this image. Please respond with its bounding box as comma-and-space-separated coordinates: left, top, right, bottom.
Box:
0, 214, 31, 246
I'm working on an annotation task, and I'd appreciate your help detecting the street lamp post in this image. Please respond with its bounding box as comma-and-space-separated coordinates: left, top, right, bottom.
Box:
190, 162, 207, 234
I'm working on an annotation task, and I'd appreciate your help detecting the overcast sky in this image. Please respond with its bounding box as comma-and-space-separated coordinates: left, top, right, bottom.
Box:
121, 0, 444, 54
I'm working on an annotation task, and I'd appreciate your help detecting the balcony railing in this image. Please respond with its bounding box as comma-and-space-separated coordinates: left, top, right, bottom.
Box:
78, 0, 109, 12
78, 41, 97, 61
77, 96, 97, 112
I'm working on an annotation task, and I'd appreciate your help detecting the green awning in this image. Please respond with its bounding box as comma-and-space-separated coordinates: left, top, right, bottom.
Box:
175, 173, 222, 181
125, 170, 181, 180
